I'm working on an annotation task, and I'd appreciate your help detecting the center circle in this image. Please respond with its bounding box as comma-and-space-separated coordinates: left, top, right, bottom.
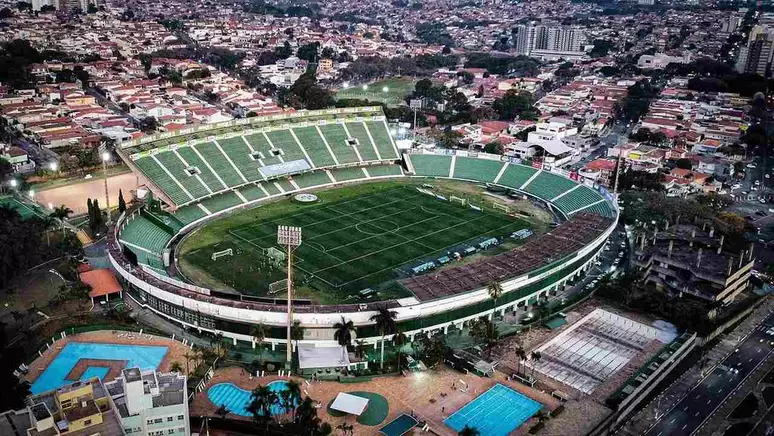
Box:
355, 219, 400, 236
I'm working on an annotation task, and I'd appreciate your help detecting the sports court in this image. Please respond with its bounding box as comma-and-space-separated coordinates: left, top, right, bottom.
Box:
227, 186, 528, 294
0, 195, 47, 220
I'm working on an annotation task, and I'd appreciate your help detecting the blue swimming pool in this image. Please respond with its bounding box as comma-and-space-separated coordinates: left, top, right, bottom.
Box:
31, 342, 169, 394
444, 384, 542, 436
207, 381, 296, 417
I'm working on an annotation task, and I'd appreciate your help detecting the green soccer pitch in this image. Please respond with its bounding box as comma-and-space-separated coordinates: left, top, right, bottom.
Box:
334, 78, 417, 106
177, 182, 531, 304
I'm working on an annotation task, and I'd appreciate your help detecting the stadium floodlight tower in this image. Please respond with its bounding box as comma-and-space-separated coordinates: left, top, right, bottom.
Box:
277, 225, 302, 369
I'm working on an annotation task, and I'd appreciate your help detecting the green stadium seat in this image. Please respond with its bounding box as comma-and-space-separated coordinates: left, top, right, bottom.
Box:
275, 179, 296, 193
238, 184, 267, 202
318, 124, 360, 164
366, 164, 403, 177
453, 157, 503, 182
265, 130, 306, 163
292, 127, 337, 167
243, 132, 283, 166
344, 122, 380, 161
154, 151, 211, 199
119, 215, 173, 255
496, 164, 538, 190
200, 192, 244, 214
217, 136, 264, 182
262, 182, 281, 196
171, 204, 208, 224
175, 146, 227, 192
194, 142, 244, 187
554, 186, 605, 215
364, 120, 398, 159
293, 171, 333, 189
409, 154, 452, 177
330, 166, 368, 182
133, 156, 192, 205
523, 171, 577, 200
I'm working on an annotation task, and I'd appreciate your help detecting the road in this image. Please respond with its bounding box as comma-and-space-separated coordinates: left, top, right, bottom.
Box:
645, 311, 774, 436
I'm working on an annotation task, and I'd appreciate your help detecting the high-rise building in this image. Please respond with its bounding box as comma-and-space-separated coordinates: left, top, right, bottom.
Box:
515, 25, 584, 56
736, 26, 774, 76
104, 368, 190, 436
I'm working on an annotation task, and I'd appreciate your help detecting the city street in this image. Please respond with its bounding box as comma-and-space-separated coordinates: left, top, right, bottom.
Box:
645, 311, 774, 436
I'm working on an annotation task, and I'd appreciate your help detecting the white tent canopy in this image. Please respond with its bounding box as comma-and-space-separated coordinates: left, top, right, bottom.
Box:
330, 392, 369, 416
297, 345, 350, 370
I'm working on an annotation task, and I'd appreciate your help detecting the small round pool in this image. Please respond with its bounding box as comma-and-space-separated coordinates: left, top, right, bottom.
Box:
207, 381, 296, 417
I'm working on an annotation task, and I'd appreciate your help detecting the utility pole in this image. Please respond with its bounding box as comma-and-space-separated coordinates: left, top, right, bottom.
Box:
277, 225, 302, 370
101, 144, 112, 225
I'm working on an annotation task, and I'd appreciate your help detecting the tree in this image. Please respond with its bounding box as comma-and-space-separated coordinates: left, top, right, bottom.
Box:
251, 323, 266, 367
492, 90, 536, 121
0, 157, 12, 181
529, 351, 541, 380
369, 306, 397, 371
281, 379, 302, 421
459, 426, 481, 436
118, 189, 126, 213
49, 205, 72, 237
170, 361, 183, 373
215, 404, 229, 418
297, 42, 320, 63
291, 319, 304, 350
0, 7, 12, 19
675, 158, 693, 170
487, 281, 503, 314
274, 41, 293, 59
333, 317, 354, 360
248, 384, 279, 428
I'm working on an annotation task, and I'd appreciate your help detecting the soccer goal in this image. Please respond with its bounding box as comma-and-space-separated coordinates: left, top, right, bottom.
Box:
450, 195, 466, 206
211, 248, 233, 261
269, 278, 289, 295
267, 247, 286, 265
493, 203, 510, 214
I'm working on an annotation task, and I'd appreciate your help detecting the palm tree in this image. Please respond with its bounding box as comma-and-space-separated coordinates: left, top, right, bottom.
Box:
169, 361, 183, 373
459, 425, 480, 436
183, 351, 192, 375
530, 351, 541, 381
333, 317, 355, 361
487, 281, 503, 317
369, 306, 397, 371
393, 330, 408, 370
515, 346, 527, 375
49, 205, 72, 237
290, 319, 304, 350
282, 379, 302, 421
535, 410, 548, 424
251, 324, 266, 367
248, 384, 278, 428
354, 340, 368, 360
215, 404, 229, 419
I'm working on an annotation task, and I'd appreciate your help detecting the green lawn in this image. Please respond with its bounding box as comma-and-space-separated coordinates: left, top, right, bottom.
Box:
335, 78, 417, 106
178, 182, 530, 304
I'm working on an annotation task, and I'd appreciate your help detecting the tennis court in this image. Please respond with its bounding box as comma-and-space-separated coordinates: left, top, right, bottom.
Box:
224, 185, 528, 294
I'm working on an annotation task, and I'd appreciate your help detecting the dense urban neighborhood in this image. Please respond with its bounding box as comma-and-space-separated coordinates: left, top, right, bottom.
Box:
0, 1, 773, 436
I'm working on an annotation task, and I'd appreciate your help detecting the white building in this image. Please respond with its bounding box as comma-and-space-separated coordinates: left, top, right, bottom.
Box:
104, 368, 190, 436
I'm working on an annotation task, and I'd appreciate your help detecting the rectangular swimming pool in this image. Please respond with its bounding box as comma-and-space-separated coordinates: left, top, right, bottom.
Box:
31, 342, 168, 394
444, 384, 542, 436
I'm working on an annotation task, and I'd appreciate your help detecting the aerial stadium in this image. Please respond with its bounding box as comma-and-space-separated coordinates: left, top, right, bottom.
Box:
108, 106, 619, 352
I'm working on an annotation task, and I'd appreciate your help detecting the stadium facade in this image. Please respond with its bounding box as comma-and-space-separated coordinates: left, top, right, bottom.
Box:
109, 107, 618, 349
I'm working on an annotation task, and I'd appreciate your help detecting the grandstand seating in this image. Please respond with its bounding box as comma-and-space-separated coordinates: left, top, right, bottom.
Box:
293, 171, 333, 189
292, 127, 337, 167
194, 142, 244, 187
331, 166, 368, 182
452, 157, 503, 183
318, 124, 361, 164
343, 122, 380, 161
496, 164, 538, 189
127, 117, 400, 208
522, 171, 578, 200
409, 154, 452, 177
365, 121, 399, 159
200, 192, 244, 214
366, 165, 403, 177
553, 186, 604, 215
119, 215, 173, 256
238, 184, 268, 202
171, 204, 207, 224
